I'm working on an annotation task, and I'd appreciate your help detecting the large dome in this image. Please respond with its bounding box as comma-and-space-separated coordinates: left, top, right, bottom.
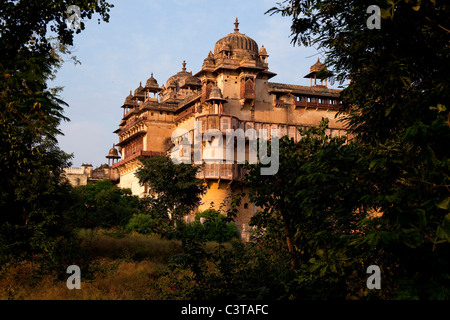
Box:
214, 18, 259, 57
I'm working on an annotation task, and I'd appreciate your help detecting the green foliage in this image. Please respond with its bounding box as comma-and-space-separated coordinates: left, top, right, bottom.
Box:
146, 265, 196, 300
241, 0, 450, 299
0, 137, 76, 267
135, 156, 206, 225
70, 179, 142, 228
0, 0, 113, 59
0, 0, 113, 268
154, 237, 293, 300
182, 210, 239, 243
125, 214, 166, 235
245, 120, 381, 298
245, 116, 449, 298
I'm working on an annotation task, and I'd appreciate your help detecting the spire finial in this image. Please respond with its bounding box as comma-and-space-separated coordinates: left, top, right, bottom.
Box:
234, 18, 239, 32
182, 60, 186, 72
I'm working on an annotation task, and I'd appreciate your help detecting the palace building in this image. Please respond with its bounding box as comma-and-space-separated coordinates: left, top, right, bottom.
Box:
110, 19, 346, 240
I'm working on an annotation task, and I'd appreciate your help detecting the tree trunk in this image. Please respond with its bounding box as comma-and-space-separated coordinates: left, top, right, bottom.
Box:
283, 216, 298, 270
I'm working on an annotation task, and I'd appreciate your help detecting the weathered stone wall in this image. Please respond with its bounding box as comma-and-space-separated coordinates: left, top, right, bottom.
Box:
118, 167, 145, 195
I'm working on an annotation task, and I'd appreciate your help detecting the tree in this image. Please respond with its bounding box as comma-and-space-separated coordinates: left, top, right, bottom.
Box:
184, 209, 239, 243
135, 156, 206, 226
0, 0, 113, 266
250, 0, 450, 298
1, 1, 113, 59
70, 179, 142, 228
245, 120, 382, 298
0, 138, 75, 265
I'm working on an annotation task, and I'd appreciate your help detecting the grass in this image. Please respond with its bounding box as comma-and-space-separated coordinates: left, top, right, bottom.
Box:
0, 258, 160, 300
79, 229, 182, 263
0, 229, 228, 300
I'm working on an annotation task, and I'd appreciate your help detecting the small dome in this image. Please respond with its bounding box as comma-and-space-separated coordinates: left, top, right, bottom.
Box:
124, 90, 133, 103
259, 45, 268, 56
146, 73, 158, 86
206, 86, 227, 102
145, 73, 161, 91
303, 58, 329, 80
134, 82, 145, 98
106, 145, 120, 159
210, 86, 223, 99
122, 90, 137, 107
310, 58, 327, 73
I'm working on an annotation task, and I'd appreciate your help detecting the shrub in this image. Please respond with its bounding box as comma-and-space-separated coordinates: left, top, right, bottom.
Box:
125, 214, 160, 235
183, 210, 239, 243
70, 180, 142, 228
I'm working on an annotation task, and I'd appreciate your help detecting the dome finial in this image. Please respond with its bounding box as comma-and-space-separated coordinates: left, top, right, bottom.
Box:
182, 60, 186, 72
234, 18, 239, 32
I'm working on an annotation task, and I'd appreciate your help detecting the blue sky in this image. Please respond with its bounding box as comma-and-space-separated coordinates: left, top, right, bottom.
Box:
51, 0, 332, 168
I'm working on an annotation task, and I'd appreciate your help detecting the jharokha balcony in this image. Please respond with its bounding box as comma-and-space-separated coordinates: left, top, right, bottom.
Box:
195, 163, 244, 181
294, 97, 339, 109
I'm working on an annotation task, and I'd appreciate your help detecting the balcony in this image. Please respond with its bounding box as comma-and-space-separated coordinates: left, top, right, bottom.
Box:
294, 99, 339, 110
196, 163, 243, 181
196, 114, 242, 134
294, 99, 307, 108
240, 79, 256, 100
241, 92, 256, 100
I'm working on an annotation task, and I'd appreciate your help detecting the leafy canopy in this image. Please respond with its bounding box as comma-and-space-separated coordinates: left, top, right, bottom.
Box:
242, 0, 450, 298
0, 0, 113, 266
135, 156, 206, 224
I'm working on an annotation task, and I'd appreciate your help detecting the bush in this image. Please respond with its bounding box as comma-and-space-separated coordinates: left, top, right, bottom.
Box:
69, 179, 142, 228
183, 210, 239, 243
125, 214, 160, 235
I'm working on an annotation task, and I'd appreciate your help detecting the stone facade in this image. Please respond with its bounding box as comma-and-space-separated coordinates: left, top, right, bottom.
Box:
111, 19, 346, 241
63, 164, 113, 187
